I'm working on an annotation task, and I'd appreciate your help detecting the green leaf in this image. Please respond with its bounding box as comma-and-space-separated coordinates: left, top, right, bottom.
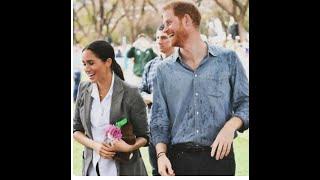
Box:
116, 118, 128, 128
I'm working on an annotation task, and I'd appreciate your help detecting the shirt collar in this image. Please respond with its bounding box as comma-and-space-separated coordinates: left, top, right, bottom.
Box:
172, 41, 217, 62
91, 84, 99, 100
160, 51, 175, 60
91, 72, 115, 100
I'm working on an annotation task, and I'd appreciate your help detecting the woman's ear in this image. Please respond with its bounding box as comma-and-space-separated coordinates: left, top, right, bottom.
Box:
105, 58, 113, 67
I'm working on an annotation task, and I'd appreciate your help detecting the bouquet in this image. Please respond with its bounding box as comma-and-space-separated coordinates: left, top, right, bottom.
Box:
105, 124, 122, 143
105, 118, 136, 163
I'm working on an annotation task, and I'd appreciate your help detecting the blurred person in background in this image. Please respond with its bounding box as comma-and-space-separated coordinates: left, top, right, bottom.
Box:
73, 44, 82, 102
224, 34, 235, 50
126, 34, 157, 77
139, 24, 175, 176
115, 48, 123, 58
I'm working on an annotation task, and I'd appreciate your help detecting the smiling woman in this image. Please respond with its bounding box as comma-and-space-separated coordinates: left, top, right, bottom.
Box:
82, 41, 124, 83
73, 40, 149, 176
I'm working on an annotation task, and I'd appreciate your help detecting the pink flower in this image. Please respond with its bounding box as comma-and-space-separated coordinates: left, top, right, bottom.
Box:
106, 124, 122, 140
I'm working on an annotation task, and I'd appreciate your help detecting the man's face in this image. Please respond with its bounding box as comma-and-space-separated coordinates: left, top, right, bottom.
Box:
156, 30, 172, 54
162, 9, 188, 47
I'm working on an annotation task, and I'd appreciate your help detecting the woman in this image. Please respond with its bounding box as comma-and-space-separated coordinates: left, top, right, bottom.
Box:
73, 40, 148, 176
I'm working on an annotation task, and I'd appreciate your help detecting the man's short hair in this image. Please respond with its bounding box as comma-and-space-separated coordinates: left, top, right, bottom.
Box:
137, 33, 146, 38
158, 24, 165, 31
163, 0, 201, 28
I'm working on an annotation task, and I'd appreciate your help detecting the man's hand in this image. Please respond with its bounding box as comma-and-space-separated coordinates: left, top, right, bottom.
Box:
210, 117, 242, 160
158, 154, 175, 176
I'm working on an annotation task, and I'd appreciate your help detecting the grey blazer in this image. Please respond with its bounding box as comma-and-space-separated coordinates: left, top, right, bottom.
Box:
73, 75, 148, 176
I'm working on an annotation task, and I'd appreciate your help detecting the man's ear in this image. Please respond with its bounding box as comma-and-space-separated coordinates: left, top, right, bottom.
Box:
184, 14, 193, 27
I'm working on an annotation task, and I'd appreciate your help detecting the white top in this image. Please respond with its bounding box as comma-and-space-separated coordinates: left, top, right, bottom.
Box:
89, 72, 117, 176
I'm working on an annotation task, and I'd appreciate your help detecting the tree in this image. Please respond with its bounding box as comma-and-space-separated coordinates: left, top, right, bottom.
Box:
214, 0, 249, 42
73, 0, 125, 45
120, 0, 158, 43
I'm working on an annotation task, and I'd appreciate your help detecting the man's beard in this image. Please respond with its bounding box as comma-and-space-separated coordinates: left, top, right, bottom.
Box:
171, 24, 188, 47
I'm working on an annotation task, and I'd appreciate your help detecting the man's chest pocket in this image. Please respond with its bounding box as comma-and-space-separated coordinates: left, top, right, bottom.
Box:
203, 71, 230, 97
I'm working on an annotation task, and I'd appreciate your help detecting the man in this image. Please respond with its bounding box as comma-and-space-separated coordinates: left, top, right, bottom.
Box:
139, 24, 175, 176
73, 44, 82, 102
150, 0, 249, 176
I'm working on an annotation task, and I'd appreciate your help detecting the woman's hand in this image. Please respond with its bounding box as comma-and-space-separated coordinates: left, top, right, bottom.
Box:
110, 139, 134, 152
93, 142, 116, 159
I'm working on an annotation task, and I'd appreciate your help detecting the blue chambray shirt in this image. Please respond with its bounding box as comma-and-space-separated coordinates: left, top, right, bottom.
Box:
139, 56, 165, 95
150, 45, 249, 146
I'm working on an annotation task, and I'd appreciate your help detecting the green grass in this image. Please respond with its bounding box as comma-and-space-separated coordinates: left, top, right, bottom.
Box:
234, 130, 249, 176
73, 130, 248, 176
73, 140, 83, 176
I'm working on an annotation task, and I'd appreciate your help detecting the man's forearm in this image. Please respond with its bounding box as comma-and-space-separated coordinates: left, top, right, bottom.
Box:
225, 116, 243, 131
156, 143, 168, 154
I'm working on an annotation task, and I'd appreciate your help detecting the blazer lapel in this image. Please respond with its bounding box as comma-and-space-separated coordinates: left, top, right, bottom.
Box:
84, 83, 93, 138
110, 75, 124, 125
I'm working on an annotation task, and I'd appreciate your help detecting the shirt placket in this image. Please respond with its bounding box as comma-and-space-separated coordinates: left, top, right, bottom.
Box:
193, 69, 200, 142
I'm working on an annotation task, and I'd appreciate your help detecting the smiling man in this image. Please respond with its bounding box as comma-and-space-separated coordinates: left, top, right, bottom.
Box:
150, 0, 249, 176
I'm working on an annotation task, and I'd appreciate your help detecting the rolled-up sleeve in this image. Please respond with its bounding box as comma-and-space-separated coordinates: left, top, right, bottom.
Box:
230, 51, 249, 132
73, 82, 85, 133
150, 67, 170, 145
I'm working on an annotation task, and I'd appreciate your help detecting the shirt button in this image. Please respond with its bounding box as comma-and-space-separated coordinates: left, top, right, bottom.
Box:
196, 130, 199, 133
195, 74, 198, 77
195, 93, 198, 96
196, 111, 199, 115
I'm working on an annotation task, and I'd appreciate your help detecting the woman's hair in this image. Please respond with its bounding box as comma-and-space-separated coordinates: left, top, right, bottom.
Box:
82, 40, 124, 80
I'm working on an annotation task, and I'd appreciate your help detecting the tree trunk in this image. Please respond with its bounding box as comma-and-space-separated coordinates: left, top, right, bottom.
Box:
73, 31, 79, 44
130, 24, 135, 43
214, 0, 248, 42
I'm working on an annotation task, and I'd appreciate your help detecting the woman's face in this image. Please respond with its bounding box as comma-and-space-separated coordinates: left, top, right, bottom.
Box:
82, 49, 111, 83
